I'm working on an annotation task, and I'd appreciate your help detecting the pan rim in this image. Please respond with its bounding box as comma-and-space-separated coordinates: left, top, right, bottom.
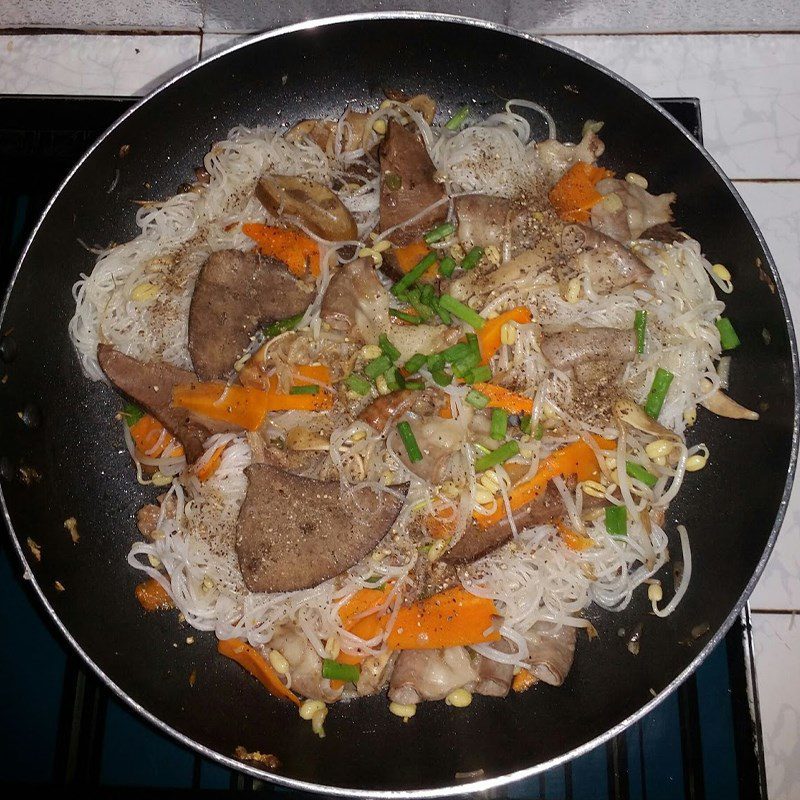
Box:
1, 10, 798, 797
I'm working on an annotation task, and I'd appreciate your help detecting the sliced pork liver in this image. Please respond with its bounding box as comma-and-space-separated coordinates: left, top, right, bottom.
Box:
98, 344, 210, 462
188, 249, 313, 381
378, 120, 446, 245
236, 464, 405, 593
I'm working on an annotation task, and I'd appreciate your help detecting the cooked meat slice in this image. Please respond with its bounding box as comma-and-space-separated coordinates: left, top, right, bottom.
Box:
639, 223, 687, 244
188, 249, 313, 380
454, 194, 541, 259
321, 257, 389, 343
355, 651, 398, 697
98, 344, 212, 462
562, 224, 651, 292
391, 416, 466, 483
266, 622, 341, 702
591, 178, 676, 240
255, 175, 358, 242
444, 483, 607, 564
388, 647, 478, 705
536, 129, 605, 184
475, 640, 515, 698
378, 119, 446, 245
540, 327, 636, 372
236, 464, 405, 593
524, 622, 577, 686
358, 389, 416, 432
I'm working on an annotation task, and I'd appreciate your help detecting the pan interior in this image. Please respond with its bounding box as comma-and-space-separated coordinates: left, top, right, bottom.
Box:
0, 16, 795, 796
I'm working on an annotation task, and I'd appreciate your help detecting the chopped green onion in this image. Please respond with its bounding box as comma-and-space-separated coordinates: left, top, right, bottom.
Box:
534, 422, 544, 441
405, 287, 434, 320
445, 105, 470, 130
321, 658, 361, 683
405, 380, 424, 391
465, 364, 492, 384
389, 308, 422, 324
364, 354, 393, 379
289, 384, 319, 395
264, 312, 304, 340
716, 317, 741, 350
418, 283, 436, 307
460, 246, 484, 271
634, 309, 647, 354
439, 294, 486, 330
121, 402, 145, 427
475, 440, 520, 472
379, 333, 401, 362
344, 373, 372, 395
466, 332, 480, 355
644, 367, 674, 419
384, 366, 406, 392
625, 461, 658, 488
426, 353, 446, 372
424, 222, 456, 244
397, 421, 423, 463
465, 389, 490, 409
490, 408, 509, 440
451, 351, 481, 378
365, 575, 384, 584
441, 342, 471, 363
438, 256, 456, 278
404, 353, 428, 374
384, 172, 402, 191
604, 505, 627, 537
391, 252, 438, 296
436, 303, 452, 325
431, 369, 452, 386
519, 414, 532, 435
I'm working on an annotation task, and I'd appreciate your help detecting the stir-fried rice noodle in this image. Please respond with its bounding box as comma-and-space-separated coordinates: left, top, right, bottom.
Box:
75, 99, 724, 682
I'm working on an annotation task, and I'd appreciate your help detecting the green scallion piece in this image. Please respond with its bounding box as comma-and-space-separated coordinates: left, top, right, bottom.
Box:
389, 308, 422, 325
474, 439, 520, 472
634, 309, 647, 354
405, 287, 434, 321
452, 351, 481, 379
264, 311, 304, 340
426, 353, 446, 372
424, 221, 456, 244
441, 342, 471, 363
418, 283, 436, 307
465, 389, 490, 409
519, 414, 532, 435
289, 384, 319, 395
321, 658, 361, 683
625, 461, 658, 488
431, 369, 452, 386
379, 333, 401, 362
445, 105, 470, 131
465, 364, 492, 384
397, 421, 423, 463
404, 380, 424, 391
344, 373, 372, 396
605, 505, 628, 537
534, 422, 544, 441
716, 317, 741, 350
438, 256, 457, 278
436, 303, 452, 325
644, 367, 675, 419
439, 294, 486, 330
121, 402, 145, 427
490, 408, 509, 440
364, 354, 393, 379
460, 246, 484, 271
404, 353, 428, 374
391, 252, 438, 296
384, 366, 406, 392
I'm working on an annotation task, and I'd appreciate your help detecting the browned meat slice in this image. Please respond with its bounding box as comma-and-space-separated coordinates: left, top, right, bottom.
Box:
236, 464, 405, 593
639, 223, 687, 244
474, 638, 515, 698
378, 120, 446, 245
321, 257, 389, 343
188, 249, 313, 381
540, 327, 636, 372
562, 224, 651, 292
98, 344, 211, 462
525, 622, 577, 686
388, 647, 478, 705
444, 483, 606, 564
358, 389, 416, 432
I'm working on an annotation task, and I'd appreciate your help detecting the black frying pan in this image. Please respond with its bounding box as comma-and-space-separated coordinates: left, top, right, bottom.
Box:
1, 14, 797, 797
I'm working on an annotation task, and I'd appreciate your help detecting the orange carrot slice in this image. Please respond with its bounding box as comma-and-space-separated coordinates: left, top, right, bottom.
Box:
218, 638, 301, 706
477, 306, 532, 364
242, 222, 320, 277
548, 162, 614, 223
135, 578, 174, 612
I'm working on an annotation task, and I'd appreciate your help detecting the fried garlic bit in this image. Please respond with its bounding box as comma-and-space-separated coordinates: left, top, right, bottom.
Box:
64, 517, 80, 543
233, 747, 280, 769
26, 537, 41, 561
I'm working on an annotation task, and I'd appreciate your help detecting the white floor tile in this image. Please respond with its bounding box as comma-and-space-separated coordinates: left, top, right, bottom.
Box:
548, 34, 800, 180
200, 32, 250, 60
0, 34, 200, 97
752, 613, 800, 800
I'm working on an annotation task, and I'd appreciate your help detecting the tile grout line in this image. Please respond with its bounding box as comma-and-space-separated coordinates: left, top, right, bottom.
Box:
750, 609, 800, 615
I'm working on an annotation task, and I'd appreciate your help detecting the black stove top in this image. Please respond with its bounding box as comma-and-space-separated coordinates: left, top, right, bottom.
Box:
0, 95, 766, 798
